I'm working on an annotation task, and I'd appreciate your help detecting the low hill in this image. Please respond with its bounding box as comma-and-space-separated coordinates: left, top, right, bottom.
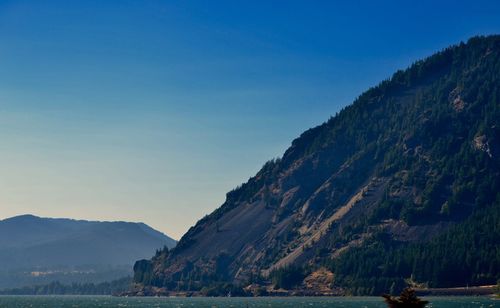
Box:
0, 214, 176, 289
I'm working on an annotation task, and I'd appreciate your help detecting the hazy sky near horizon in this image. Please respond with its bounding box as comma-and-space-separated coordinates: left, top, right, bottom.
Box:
0, 1, 499, 239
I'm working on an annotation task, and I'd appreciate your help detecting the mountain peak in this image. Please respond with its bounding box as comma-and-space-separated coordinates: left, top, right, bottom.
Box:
3, 214, 40, 221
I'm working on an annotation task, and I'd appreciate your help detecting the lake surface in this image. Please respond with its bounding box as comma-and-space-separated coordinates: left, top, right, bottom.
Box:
0, 295, 497, 307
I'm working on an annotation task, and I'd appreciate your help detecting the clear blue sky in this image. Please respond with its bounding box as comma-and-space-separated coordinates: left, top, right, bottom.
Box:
0, 0, 499, 239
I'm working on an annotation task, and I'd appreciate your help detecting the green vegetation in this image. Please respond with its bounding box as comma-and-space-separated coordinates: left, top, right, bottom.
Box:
199, 283, 246, 297
0, 277, 131, 295
321, 35, 500, 294
269, 266, 307, 290
383, 288, 428, 308
329, 199, 500, 295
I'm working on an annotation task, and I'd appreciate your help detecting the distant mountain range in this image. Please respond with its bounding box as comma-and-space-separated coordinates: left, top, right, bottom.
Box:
0, 214, 176, 289
132, 35, 500, 296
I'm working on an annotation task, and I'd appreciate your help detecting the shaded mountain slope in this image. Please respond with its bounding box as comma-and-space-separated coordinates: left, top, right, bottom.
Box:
134, 35, 500, 295
0, 215, 176, 289
0, 214, 176, 268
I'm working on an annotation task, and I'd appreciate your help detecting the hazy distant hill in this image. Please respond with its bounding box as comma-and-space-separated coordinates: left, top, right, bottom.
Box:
133, 35, 500, 296
0, 214, 176, 289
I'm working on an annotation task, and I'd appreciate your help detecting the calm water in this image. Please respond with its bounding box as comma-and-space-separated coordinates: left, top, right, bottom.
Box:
0, 296, 497, 308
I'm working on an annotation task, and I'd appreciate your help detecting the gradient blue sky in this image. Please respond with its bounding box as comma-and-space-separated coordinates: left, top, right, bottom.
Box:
0, 0, 499, 239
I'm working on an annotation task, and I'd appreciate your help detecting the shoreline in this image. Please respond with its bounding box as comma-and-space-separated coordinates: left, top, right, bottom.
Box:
120, 284, 498, 298
0, 284, 497, 298
415, 285, 497, 296
0, 294, 497, 298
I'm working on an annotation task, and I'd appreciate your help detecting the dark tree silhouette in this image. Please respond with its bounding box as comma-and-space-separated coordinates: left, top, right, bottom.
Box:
382, 288, 429, 308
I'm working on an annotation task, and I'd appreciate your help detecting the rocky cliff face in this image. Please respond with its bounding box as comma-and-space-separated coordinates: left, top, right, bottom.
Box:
133, 35, 500, 295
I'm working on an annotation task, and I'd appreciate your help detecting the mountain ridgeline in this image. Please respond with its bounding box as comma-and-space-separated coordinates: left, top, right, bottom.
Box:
0, 215, 176, 289
133, 35, 500, 296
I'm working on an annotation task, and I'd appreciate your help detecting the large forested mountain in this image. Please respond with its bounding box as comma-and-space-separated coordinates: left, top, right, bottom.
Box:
133, 35, 500, 296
